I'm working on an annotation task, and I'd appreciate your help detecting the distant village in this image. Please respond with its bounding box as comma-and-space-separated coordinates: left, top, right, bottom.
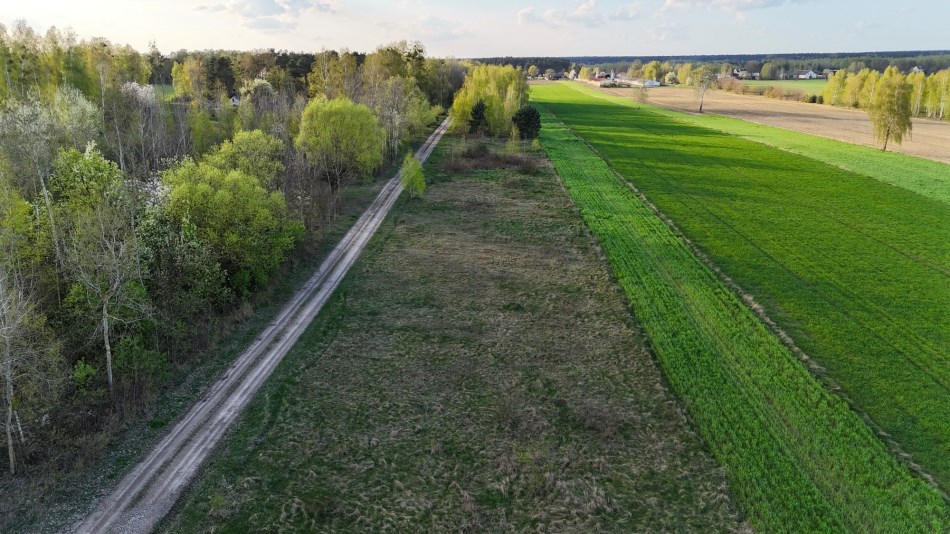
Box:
528, 64, 930, 88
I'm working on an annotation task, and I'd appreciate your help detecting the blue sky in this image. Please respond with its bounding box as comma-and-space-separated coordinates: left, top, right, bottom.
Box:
3, 1, 948, 57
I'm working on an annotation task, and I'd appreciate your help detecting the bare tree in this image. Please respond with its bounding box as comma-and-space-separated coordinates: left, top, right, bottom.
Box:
0, 217, 62, 475
0, 97, 64, 273
63, 178, 147, 395
0, 265, 30, 474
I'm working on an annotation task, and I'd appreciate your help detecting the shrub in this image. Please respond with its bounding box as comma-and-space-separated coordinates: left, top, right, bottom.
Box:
470, 100, 487, 135
512, 106, 542, 139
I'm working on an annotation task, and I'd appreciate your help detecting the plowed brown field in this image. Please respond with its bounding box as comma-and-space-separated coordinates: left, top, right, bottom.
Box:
597, 85, 950, 163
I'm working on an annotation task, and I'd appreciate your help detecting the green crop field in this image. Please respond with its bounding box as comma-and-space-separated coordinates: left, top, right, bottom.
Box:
741, 78, 827, 95
535, 104, 948, 531
532, 83, 950, 496
568, 82, 950, 203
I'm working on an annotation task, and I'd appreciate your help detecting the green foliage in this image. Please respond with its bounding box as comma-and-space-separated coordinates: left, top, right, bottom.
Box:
469, 100, 487, 135
0, 180, 48, 269
295, 97, 384, 192
49, 146, 123, 205
868, 66, 913, 151
162, 158, 303, 295
512, 106, 541, 139
449, 64, 528, 136
203, 130, 285, 190
399, 153, 425, 198
114, 335, 170, 385
535, 98, 948, 532
72, 359, 97, 389
188, 107, 221, 157
138, 209, 232, 357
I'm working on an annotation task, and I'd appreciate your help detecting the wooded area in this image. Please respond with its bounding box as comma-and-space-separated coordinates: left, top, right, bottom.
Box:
0, 20, 463, 477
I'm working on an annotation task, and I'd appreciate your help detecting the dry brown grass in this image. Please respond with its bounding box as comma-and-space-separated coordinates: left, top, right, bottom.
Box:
160, 136, 747, 532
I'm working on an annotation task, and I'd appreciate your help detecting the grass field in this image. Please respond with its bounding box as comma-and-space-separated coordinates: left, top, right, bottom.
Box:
159, 138, 745, 532
535, 104, 948, 531
532, 83, 950, 495
741, 78, 827, 95
573, 83, 950, 203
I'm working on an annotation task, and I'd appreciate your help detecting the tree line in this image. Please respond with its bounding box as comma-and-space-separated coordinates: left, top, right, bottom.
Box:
823, 66, 949, 121
570, 51, 950, 76
0, 20, 464, 476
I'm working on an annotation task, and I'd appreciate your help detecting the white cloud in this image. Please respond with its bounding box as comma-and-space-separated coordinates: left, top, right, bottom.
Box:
379, 14, 472, 43
223, 0, 339, 32
662, 0, 806, 12
615, 2, 642, 20
517, 7, 540, 25
517, 1, 603, 28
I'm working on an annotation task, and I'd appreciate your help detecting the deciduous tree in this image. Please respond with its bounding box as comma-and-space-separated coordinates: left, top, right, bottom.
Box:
399, 153, 425, 198
692, 65, 716, 113
867, 66, 912, 151
54, 148, 147, 396
295, 97, 384, 197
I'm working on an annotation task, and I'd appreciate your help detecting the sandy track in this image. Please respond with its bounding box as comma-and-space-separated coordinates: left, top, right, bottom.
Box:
598, 85, 950, 164
74, 118, 450, 534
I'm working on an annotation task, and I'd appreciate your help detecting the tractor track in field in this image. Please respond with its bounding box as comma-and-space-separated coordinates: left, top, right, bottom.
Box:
73, 118, 449, 534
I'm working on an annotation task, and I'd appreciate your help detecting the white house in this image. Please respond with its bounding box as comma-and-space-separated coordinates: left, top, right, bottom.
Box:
794, 70, 818, 79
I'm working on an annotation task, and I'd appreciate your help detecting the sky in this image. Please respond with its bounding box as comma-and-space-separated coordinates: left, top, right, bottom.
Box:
2, 0, 948, 58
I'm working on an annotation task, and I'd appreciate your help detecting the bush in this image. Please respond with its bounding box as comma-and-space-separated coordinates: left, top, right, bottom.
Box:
512, 106, 541, 139
400, 153, 426, 198
469, 100, 487, 135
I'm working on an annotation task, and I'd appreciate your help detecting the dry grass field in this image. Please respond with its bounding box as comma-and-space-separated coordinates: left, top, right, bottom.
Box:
598, 85, 950, 164
159, 137, 746, 532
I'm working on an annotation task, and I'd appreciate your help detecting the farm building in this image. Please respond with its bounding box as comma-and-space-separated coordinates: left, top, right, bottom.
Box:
793, 70, 818, 79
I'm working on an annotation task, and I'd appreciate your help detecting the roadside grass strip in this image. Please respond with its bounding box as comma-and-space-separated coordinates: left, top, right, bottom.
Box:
537, 109, 948, 532
565, 82, 950, 204
533, 82, 950, 495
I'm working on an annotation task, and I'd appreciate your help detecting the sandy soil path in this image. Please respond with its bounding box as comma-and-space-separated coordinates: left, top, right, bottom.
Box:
73, 119, 450, 534
597, 85, 950, 164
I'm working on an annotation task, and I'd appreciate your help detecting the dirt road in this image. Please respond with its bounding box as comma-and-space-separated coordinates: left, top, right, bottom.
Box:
74, 118, 449, 534
599, 85, 950, 163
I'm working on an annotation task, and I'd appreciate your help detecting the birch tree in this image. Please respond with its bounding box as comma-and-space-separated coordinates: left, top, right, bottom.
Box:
867, 66, 912, 151
692, 65, 717, 113
0, 185, 62, 475
56, 148, 147, 395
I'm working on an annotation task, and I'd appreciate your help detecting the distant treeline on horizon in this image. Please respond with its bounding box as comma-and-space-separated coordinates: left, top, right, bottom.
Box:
475, 51, 950, 74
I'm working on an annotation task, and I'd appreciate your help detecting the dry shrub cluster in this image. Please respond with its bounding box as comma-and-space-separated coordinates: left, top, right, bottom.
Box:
440, 139, 539, 176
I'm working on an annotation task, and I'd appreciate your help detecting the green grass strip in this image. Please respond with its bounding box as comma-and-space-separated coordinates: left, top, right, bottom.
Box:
559, 81, 950, 204
537, 108, 948, 532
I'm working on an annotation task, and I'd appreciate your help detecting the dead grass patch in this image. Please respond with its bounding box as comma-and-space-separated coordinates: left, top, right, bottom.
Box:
160, 135, 746, 533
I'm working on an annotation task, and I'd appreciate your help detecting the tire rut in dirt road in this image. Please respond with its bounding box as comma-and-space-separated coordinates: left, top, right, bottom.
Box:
74, 118, 450, 534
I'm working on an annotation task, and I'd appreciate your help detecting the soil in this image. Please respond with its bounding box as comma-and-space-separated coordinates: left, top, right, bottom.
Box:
598, 85, 950, 164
